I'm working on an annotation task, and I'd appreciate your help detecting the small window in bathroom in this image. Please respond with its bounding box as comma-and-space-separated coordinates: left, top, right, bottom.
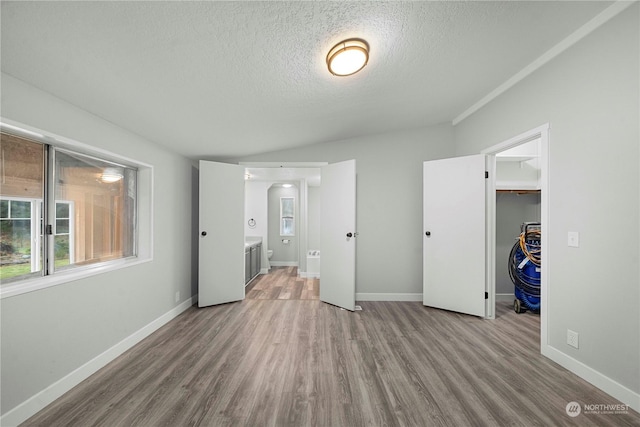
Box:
280, 197, 295, 236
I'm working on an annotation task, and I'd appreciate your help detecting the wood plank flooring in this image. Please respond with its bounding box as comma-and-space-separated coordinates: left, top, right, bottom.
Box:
246, 267, 319, 300
23, 293, 640, 426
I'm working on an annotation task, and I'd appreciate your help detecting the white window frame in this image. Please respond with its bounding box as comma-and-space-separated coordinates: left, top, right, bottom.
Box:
0, 196, 42, 273
0, 119, 154, 299
54, 200, 75, 266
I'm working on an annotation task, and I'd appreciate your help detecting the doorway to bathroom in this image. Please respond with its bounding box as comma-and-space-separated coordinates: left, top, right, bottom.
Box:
243, 168, 321, 301
198, 160, 357, 310
240, 161, 357, 309
241, 163, 324, 284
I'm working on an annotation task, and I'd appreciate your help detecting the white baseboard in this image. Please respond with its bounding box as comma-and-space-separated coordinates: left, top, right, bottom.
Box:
496, 293, 515, 302
542, 344, 640, 413
356, 293, 423, 302
269, 261, 298, 267
0, 296, 197, 427
298, 271, 320, 279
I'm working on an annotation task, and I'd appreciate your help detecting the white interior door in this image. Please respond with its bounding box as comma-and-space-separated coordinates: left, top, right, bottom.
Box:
423, 154, 486, 317
198, 160, 245, 307
320, 159, 356, 311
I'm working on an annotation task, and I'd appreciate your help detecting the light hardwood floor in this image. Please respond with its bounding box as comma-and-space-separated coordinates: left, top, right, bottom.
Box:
23, 273, 639, 426
246, 267, 319, 300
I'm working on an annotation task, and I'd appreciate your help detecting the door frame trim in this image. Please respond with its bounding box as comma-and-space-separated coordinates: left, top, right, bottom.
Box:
481, 123, 549, 353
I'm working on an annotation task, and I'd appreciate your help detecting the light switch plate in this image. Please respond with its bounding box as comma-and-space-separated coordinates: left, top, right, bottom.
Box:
568, 231, 579, 248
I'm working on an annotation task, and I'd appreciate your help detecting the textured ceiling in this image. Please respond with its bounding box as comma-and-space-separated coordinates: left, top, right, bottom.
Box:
1, 1, 612, 159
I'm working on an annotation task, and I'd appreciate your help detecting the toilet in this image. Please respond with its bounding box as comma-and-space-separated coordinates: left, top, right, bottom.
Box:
267, 249, 273, 259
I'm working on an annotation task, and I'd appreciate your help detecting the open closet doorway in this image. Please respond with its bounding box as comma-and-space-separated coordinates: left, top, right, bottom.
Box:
483, 124, 549, 347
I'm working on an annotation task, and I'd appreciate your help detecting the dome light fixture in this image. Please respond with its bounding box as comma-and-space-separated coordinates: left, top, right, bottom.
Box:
326, 38, 369, 76
101, 167, 123, 183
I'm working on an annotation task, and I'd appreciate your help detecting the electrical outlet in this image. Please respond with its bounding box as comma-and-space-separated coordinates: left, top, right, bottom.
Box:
567, 329, 579, 349
568, 232, 580, 248
175, 291, 180, 303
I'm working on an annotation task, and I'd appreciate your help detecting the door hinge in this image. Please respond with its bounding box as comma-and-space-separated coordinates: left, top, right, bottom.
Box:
46, 224, 53, 235
485, 171, 489, 179
485, 292, 488, 299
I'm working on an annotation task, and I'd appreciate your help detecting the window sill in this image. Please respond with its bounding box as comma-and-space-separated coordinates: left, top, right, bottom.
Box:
0, 256, 152, 299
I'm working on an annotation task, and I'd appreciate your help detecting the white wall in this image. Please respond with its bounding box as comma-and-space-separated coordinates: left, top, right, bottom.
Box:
0, 74, 194, 417
245, 181, 269, 238
454, 5, 639, 403
228, 124, 455, 297
307, 186, 321, 250
297, 179, 308, 274
244, 180, 270, 269
267, 185, 299, 263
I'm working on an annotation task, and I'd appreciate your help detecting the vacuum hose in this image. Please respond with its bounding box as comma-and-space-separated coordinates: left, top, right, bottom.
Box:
508, 224, 541, 311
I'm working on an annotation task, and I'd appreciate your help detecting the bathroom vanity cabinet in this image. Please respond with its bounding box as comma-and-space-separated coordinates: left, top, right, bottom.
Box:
244, 242, 261, 285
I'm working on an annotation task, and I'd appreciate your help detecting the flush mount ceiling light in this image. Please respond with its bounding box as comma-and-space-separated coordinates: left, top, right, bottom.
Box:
101, 168, 123, 183
326, 38, 369, 76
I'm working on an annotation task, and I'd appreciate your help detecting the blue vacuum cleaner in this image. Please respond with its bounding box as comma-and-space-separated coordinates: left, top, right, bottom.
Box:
508, 223, 541, 314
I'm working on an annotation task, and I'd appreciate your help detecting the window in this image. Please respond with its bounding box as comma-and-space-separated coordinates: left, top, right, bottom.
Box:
1, 129, 138, 287
280, 197, 295, 236
0, 134, 44, 282
53, 149, 136, 270
0, 198, 43, 281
